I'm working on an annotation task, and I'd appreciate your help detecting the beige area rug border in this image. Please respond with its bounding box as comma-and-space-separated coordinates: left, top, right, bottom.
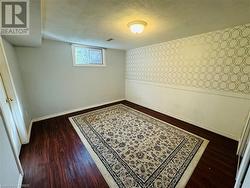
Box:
69, 104, 209, 188
175, 139, 208, 188
69, 117, 119, 188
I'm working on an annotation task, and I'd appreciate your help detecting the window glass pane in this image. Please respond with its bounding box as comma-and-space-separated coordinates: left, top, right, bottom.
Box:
74, 46, 103, 65
89, 49, 102, 64
75, 47, 89, 64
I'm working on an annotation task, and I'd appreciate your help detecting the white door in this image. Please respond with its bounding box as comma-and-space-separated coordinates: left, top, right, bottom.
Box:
0, 112, 23, 188
0, 75, 21, 154
0, 38, 29, 145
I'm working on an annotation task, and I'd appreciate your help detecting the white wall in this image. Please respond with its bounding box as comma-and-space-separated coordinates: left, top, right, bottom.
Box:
126, 81, 249, 140
1, 38, 31, 144
15, 39, 125, 119
126, 23, 250, 140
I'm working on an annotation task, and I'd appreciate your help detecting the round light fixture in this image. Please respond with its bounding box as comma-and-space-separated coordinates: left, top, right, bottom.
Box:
128, 20, 147, 34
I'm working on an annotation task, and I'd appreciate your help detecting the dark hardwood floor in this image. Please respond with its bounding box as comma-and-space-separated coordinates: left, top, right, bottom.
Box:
20, 100, 238, 188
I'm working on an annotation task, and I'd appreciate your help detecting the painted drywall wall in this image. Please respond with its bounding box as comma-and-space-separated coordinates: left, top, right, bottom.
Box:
126, 23, 250, 140
1, 38, 31, 144
15, 39, 125, 119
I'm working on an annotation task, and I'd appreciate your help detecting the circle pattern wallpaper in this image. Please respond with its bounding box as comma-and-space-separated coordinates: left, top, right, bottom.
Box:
126, 24, 250, 95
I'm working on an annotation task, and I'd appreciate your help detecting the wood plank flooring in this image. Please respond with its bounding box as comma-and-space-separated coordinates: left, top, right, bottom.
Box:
20, 100, 238, 188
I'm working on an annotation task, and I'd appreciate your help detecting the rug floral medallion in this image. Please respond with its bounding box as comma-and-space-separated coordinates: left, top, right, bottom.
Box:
69, 104, 208, 188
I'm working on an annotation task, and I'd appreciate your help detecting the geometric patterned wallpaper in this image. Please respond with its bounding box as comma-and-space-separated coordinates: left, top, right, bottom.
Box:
126, 24, 250, 95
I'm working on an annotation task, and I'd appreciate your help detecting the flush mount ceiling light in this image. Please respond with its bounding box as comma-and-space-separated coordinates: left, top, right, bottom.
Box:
128, 20, 147, 34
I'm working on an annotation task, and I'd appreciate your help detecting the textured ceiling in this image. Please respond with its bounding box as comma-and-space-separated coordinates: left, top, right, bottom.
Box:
43, 0, 250, 49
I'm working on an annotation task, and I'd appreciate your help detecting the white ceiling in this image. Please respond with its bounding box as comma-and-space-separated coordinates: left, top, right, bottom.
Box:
43, 0, 250, 50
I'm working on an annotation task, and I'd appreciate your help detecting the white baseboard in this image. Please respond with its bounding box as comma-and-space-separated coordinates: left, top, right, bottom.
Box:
32, 98, 125, 122
23, 98, 238, 144
24, 99, 125, 143
32, 99, 125, 122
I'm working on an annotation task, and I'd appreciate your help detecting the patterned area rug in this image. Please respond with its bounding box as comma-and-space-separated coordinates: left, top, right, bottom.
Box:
69, 104, 208, 188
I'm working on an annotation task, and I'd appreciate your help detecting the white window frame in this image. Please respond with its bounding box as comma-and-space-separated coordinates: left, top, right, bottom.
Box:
71, 44, 106, 67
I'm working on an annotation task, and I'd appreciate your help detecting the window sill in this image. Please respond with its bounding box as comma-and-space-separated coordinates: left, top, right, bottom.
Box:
73, 64, 106, 67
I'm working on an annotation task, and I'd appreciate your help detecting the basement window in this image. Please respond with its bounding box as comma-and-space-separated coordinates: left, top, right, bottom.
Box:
72, 45, 105, 66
